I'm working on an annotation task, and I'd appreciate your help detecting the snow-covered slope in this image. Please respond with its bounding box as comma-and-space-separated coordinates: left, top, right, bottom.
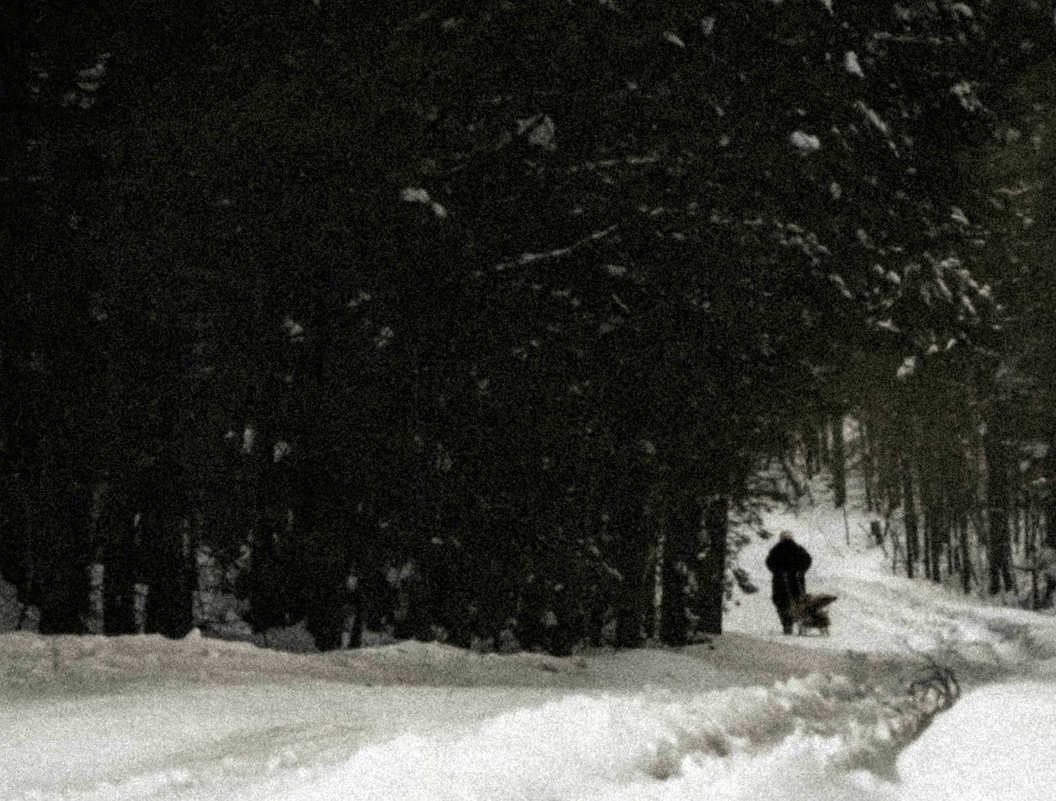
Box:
726, 499, 1054, 673
4, 495, 1056, 801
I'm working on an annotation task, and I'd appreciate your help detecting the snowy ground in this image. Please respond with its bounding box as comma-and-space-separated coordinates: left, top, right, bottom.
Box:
5, 499, 1056, 800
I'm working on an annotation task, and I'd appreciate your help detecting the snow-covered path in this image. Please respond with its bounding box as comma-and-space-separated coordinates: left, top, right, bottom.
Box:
5, 671, 1054, 801
0, 683, 564, 801
4, 500, 1056, 800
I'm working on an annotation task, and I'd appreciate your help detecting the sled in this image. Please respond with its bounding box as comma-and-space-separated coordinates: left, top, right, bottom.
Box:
788, 593, 837, 636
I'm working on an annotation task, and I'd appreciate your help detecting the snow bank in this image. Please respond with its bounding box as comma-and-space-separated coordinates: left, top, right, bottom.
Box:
0, 681, 552, 801
0, 631, 319, 692
897, 682, 1056, 801
0, 631, 722, 694
254, 674, 931, 801
3, 652, 1051, 801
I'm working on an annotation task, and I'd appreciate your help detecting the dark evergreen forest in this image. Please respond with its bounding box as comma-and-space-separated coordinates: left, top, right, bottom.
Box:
3, 0, 1056, 653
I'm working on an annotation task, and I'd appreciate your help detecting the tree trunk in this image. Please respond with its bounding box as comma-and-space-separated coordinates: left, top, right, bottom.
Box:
818, 417, 832, 467
1045, 437, 1056, 547
860, 420, 875, 513
143, 515, 194, 638
37, 542, 90, 635
881, 444, 902, 513
922, 510, 933, 581
611, 476, 650, 648
945, 500, 955, 579
658, 497, 700, 646
927, 502, 944, 583
919, 454, 941, 583
870, 520, 883, 546
804, 424, 819, 479
35, 479, 91, 635
696, 495, 728, 635
102, 515, 138, 635
37, 566, 90, 634
959, 516, 972, 594
616, 519, 646, 650
830, 415, 847, 508
900, 456, 918, 579
985, 429, 1016, 596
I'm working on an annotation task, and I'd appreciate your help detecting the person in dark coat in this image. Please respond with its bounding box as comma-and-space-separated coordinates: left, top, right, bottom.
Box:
765, 530, 812, 634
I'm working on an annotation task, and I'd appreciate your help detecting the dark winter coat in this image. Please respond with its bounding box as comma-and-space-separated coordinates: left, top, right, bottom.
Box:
765, 539, 812, 607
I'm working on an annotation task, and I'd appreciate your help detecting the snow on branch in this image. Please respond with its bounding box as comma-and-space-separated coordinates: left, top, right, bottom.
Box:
495, 225, 618, 271
563, 154, 661, 174
907, 664, 960, 716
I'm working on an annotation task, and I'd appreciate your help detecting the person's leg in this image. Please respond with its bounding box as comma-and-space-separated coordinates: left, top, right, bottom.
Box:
776, 604, 793, 634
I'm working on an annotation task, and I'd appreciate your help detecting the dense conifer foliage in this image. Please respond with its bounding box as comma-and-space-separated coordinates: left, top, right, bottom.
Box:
2, 1, 1055, 649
